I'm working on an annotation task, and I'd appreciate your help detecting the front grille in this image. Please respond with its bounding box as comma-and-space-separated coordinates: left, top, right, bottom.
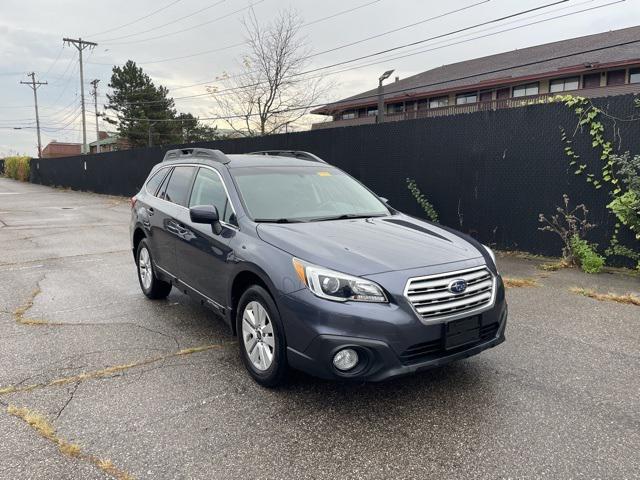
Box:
404, 266, 495, 321
399, 321, 500, 365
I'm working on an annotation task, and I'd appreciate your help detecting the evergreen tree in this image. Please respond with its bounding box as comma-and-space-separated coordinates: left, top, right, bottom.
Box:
175, 113, 219, 143
105, 60, 179, 147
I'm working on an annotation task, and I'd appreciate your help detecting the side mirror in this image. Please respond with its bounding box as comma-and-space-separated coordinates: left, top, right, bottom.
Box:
379, 197, 389, 204
190, 205, 222, 234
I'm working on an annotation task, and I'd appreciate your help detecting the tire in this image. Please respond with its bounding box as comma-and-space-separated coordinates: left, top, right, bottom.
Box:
136, 238, 172, 300
236, 285, 288, 387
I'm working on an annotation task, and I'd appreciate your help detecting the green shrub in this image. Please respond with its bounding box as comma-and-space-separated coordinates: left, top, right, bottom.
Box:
406, 178, 439, 222
4, 156, 30, 181
570, 235, 605, 273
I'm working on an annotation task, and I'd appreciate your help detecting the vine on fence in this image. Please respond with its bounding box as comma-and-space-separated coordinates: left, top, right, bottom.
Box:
554, 94, 640, 269
406, 178, 439, 223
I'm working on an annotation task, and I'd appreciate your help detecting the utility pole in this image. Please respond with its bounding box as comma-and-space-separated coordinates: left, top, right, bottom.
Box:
20, 72, 47, 158
90, 79, 100, 153
63, 37, 97, 154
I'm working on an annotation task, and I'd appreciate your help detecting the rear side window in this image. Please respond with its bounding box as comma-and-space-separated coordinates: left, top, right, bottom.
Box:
145, 168, 168, 196
189, 167, 235, 224
162, 166, 196, 207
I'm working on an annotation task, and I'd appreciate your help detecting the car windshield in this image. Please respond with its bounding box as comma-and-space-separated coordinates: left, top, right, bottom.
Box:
231, 166, 390, 222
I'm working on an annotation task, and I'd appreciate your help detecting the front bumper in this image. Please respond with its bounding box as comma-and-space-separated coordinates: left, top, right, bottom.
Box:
279, 281, 508, 382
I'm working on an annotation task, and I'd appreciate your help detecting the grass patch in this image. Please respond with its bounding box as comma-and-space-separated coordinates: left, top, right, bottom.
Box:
0, 342, 234, 397
7, 405, 133, 479
570, 287, 640, 306
538, 259, 571, 272
503, 277, 539, 288
13, 285, 60, 326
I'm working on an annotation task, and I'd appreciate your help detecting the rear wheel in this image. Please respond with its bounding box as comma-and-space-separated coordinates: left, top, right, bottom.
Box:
237, 285, 288, 387
136, 239, 172, 299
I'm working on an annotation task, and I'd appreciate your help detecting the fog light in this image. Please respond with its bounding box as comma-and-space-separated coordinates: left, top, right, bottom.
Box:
333, 348, 359, 371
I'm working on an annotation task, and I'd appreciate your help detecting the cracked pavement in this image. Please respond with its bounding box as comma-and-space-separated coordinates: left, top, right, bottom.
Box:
0, 177, 639, 479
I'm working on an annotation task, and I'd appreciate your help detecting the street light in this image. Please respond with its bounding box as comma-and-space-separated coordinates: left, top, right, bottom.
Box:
377, 69, 394, 124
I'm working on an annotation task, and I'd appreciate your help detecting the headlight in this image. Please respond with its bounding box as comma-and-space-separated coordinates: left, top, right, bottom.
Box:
482, 244, 496, 265
292, 258, 387, 303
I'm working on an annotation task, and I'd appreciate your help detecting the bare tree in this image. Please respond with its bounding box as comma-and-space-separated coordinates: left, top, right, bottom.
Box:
209, 9, 330, 136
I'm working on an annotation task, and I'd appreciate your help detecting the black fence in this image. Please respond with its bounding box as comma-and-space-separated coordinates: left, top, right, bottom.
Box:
30, 95, 640, 260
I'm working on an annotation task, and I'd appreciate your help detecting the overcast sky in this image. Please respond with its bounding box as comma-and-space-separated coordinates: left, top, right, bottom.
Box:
1, 0, 638, 156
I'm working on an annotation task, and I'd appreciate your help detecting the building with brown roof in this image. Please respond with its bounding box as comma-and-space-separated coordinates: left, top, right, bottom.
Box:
311, 26, 640, 129
41, 141, 81, 158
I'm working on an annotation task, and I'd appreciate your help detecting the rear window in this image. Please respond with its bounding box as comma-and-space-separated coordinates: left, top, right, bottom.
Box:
145, 168, 169, 196
162, 166, 196, 207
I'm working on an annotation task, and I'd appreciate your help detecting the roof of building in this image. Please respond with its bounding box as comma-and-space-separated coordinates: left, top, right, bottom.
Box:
89, 136, 119, 147
312, 26, 640, 114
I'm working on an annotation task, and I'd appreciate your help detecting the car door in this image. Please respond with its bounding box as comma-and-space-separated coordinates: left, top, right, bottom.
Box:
174, 166, 237, 309
154, 165, 197, 276
144, 166, 175, 272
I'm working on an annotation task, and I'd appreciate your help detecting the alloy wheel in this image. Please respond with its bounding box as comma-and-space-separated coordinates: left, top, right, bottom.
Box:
138, 247, 152, 290
242, 300, 275, 371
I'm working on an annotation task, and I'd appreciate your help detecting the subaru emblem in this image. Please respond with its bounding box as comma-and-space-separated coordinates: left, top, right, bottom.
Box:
448, 279, 467, 294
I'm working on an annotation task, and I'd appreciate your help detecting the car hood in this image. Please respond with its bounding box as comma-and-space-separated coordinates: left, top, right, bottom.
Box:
256, 215, 482, 276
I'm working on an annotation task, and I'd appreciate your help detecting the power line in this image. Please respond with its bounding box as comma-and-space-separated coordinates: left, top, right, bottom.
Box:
95, 0, 227, 43
87, 0, 185, 37
303, 0, 384, 27
101, 1, 266, 46
96, 0, 488, 86
98, 34, 640, 124
101, 0, 574, 108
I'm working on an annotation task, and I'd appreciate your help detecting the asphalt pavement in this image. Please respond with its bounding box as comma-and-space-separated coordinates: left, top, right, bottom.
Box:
0, 177, 638, 479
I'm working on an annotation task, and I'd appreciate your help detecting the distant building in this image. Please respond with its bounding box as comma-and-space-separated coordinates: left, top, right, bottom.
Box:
311, 26, 640, 129
89, 131, 130, 153
41, 141, 81, 158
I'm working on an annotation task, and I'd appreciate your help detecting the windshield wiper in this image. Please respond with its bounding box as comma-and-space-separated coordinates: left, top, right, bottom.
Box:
309, 213, 385, 222
254, 218, 304, 223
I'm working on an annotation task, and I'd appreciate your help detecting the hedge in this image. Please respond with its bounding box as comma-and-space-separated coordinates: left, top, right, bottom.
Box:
4, 156, 30, 181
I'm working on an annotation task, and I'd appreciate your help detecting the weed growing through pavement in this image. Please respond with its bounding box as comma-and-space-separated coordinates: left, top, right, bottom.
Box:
503, 277, 539, 288
569, 287, 640, 306
7, 405, 133, 480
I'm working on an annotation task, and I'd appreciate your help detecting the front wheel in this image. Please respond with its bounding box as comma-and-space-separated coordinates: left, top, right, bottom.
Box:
237, 285, 288, 387
136, 239, 172, 299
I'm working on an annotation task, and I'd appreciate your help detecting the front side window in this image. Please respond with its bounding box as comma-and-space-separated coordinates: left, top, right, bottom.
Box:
512, 82, 539, 97
456, 92, 477, 105
145, 168, 169, 196
549, 77, 580, 93
231, 166, 389, 222
189, 167, 235, 224
162, 166, 196, 207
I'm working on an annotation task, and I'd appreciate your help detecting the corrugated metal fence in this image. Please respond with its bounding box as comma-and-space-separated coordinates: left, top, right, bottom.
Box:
29, 94, 640, 259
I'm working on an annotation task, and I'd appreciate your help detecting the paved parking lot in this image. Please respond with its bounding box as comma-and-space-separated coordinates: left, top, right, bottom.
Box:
1, 177, 639, 479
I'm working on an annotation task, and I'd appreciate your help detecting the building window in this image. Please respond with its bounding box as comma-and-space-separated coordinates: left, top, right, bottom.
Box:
456, 92, 477, 105
607, 69, 626, 86
583, 73, 601, 89
341, 111, 356, 120
512, 82, 539, 97
630, 68, 640, 84
429, 96, 449, 108
366, 107, 378, 116
387, 102, 405, 114
549, 77, 580, 93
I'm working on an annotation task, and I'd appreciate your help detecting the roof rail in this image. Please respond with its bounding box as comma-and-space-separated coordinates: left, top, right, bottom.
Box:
163, 148, 231, 164
249, 150, 327, 164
